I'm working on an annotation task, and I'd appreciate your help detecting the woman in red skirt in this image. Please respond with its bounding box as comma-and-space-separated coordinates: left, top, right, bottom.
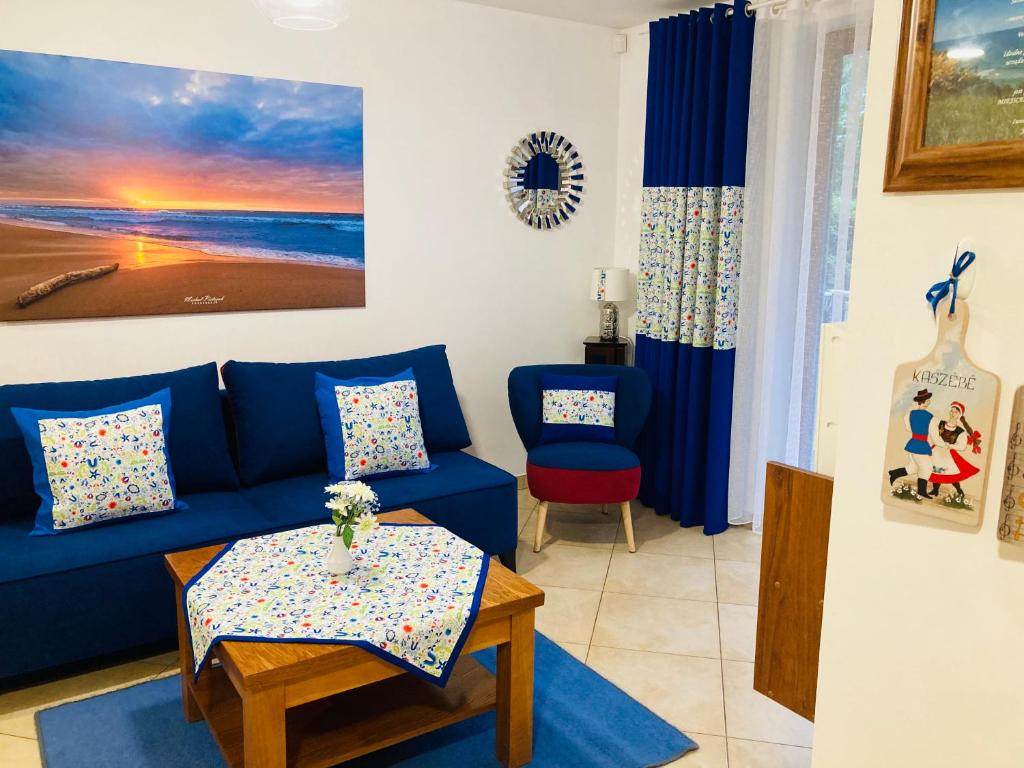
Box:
928, 401, 981, 499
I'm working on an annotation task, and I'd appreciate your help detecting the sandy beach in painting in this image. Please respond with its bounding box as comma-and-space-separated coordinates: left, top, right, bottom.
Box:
0, 220, 364, 321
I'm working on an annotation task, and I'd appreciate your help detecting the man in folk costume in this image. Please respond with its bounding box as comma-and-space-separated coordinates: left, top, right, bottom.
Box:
888, 389, 937, 498
928, 401, 981, 499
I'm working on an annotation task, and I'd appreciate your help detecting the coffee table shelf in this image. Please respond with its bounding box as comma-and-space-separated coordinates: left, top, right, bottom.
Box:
193, 655, 497, 768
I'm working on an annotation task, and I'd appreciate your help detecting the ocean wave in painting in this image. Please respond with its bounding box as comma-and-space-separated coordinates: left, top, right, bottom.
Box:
0, 205, 365, 269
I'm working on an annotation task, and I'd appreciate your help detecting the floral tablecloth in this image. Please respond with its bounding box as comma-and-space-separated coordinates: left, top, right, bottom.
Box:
183, 523, 489, 686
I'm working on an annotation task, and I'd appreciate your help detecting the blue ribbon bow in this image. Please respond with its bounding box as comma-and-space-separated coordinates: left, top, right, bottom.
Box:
925, 250, 975, 317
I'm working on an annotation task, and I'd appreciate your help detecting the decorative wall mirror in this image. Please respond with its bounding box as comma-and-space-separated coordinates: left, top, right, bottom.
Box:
504, 132, 585, 230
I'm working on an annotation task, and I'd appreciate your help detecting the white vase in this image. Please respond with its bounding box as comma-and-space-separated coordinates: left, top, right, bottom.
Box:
326, 535, 354, 575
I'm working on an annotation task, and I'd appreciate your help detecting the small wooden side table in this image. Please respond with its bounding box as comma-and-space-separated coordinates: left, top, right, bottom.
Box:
165, 509, 544, 768
584, 336, 628, 365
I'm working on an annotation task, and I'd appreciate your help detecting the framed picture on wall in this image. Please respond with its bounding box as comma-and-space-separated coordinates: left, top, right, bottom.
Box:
885, 0, 1024, 191
0, 50, 365, 321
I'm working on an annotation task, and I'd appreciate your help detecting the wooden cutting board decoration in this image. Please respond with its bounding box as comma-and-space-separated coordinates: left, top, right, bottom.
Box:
998, 387, 1024, 545
881, 250, 1000, 526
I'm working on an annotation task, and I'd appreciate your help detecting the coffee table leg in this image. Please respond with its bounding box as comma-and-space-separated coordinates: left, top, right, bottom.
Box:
182, 678, 202, 724
243, 686, 286, 768
496, 610, 535, 768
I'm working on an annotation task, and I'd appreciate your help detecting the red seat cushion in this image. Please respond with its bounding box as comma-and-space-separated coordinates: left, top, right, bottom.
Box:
526, 442, 641, 504
526, 465, 641, 504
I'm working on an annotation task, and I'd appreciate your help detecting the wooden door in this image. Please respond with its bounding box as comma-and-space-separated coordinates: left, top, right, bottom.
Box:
753, 462, 834, 722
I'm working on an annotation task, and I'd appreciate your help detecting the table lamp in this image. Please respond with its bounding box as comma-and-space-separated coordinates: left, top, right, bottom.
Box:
590, 268, 630, 341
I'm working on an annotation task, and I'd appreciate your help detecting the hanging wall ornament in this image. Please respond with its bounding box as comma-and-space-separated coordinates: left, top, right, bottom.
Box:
881, 249, 1000, 526
998, 387, 1024, 545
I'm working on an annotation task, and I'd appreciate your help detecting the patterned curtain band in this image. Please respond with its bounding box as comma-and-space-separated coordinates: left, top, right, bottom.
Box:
637, 185, 743, 350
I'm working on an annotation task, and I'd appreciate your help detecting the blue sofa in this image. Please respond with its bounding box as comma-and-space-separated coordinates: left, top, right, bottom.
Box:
0, 345, 518, 683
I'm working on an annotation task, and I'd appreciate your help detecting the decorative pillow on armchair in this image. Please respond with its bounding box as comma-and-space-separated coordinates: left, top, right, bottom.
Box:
540, 374, 617, 444
12, 389, 183, 535
315, 369, 434, 481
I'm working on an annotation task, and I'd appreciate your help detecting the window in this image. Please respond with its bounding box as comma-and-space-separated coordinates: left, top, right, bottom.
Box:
796, 22, 869, 469
728, 1, 872, 528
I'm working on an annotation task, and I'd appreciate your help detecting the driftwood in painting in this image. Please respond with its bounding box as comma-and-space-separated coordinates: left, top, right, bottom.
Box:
16, 264, 119, 308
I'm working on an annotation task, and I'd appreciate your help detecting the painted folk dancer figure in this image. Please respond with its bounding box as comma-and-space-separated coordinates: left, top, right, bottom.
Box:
928, 401, 981, 499
888, 389, 936, 498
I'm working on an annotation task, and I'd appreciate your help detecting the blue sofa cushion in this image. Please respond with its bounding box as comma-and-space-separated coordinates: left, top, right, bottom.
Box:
223, 345, 471, 486
1, 549, 183, 679
528, 441, 641, 471
0, 490, 272, 584
0, 363, 239, 522
240, 450, 517, 555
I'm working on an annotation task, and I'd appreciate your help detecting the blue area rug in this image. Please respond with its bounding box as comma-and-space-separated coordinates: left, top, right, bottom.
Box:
36, 633, 696, 767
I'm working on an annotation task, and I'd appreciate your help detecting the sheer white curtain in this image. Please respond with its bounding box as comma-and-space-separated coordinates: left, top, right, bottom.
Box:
728, 0, 872, 531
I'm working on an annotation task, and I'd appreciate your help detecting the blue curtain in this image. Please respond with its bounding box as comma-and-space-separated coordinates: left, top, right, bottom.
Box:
635, 1, 754, 535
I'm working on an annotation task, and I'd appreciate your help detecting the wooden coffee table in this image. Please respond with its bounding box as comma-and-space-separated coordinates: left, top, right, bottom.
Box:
165, 509, 544, 768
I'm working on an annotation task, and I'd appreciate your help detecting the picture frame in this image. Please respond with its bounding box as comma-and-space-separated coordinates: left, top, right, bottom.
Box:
0, 50, 366, 321
885, 0, 1024, 192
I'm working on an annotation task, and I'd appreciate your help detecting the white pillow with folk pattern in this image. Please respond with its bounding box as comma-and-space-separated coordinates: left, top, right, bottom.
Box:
12, 389, 181, 535
315, 369, 434, 480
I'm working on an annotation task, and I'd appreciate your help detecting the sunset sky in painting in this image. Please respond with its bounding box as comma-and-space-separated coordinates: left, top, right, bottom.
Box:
0, 50, 363, 213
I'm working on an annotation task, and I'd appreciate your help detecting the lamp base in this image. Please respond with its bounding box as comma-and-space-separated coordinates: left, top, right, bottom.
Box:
599, 302, 619, 341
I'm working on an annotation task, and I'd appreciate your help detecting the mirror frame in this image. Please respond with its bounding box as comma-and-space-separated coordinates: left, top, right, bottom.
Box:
504, 131, 585, 230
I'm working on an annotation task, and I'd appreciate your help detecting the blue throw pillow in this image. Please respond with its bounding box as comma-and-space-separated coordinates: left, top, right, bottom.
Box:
315, 369, 435, 481
12, 389, 185, 535
540, 374, 617, 444
0, 362, 238, 523
223, 345, 470, 486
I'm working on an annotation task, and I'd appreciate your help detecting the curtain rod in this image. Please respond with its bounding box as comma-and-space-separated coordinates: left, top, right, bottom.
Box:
637, 0, 813, 34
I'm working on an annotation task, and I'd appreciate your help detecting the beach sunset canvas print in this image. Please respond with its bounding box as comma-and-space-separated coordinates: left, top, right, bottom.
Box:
0, 50, 364, 320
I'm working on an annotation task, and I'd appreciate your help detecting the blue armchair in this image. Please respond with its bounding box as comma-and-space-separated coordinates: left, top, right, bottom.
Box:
508, 364, 652, 553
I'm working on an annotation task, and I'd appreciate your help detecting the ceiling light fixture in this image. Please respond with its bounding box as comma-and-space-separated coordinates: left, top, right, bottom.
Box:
253, 0, 351, 31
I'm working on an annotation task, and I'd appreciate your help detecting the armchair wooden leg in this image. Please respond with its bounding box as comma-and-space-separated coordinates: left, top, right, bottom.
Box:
533, 501, 548, 553
620, 501, 636, 553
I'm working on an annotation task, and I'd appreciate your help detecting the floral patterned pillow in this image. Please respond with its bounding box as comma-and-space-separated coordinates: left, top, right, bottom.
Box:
315, 369, 434, 481
12, 389, 182, 535
540, 373, 617, 444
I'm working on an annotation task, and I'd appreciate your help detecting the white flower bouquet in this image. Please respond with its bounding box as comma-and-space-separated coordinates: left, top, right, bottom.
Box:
325, 481, 380, 549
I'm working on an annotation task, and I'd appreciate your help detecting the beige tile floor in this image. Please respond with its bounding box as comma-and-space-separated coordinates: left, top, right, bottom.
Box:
517, 490, 814, 768
0, 490, 812, 767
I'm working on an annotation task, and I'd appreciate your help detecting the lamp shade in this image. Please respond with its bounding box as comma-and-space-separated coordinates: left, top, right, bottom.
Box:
590, 268, 631, 303
253, 0, 351, 31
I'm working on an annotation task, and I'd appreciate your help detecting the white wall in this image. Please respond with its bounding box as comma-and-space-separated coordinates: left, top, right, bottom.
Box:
0, 0, 622, 474
613, 25, 649, 271
812, 1, 1024, 765
612, 24, 649, 342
